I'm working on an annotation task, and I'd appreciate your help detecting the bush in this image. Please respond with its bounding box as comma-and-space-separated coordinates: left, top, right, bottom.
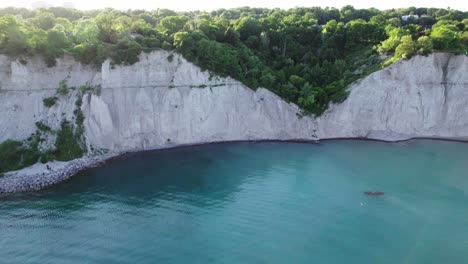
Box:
431, 25, 461, 51
53, 120, 84, 161
417, 36, 433, 55
40, 151, 55, 163
167, 54, 174, 62
35, 121, 52, 132
110, 41, 142, 65
79, 84, 102, 96
395, 36, 416, 60
72, 43, 108, 67
43, 96, 58, 107
0, 140, 40, 173
79, 84, 93, 94
56, 80, 69, 95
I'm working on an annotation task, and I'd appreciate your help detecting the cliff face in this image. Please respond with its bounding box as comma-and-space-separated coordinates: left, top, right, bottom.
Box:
84, 52, 318, 151
0, 51, 467, 156
0, 51, 318, 153
317, 53, 468, 140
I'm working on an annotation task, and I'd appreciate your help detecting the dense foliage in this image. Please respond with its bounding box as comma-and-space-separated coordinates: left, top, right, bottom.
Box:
53, 119, 85, 161
0, 139, 40, 173
0, 6, 467, 115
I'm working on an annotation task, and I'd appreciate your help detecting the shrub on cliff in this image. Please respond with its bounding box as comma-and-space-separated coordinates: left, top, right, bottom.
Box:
56, 80, 69, 95
43, 97, 58, 107
0, 140, 40, 173
53, 120, 85, 161
0, 115, 87, 173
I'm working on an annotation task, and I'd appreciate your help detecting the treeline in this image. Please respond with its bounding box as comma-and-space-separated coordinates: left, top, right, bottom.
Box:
0, 6, 467, 115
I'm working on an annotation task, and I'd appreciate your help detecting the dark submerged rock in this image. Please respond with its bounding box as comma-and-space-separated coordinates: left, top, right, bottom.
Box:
364, 191, 385, 196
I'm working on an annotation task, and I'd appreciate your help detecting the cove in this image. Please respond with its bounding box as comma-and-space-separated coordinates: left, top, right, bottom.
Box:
1, 140, 468, 263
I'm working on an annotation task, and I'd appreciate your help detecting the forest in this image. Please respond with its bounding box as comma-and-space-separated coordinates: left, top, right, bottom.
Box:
0, 6, 467, 115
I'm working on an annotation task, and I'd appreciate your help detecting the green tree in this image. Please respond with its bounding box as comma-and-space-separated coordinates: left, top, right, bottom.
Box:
416, 36, 433, 55
0, 15, 30, 55
0, 6, 465, 119
234, 16, 262, 40
431, 25, 460, 50
131, 19, 153, 36
44, 27, 69, 66
55, 17, 73, 32
346, 20, 384, 49
173, 31, 189, 48
94, 11, 131, 43
377, 28, 409, 54
73, 19, 99, 44
395, 35, 416, 59
388, 18, 401, 28
324, 20, 338, 33
224, 26, 240, 45
460, 32, 468, 50
157, 15, 190, 37
32, 12, 56, 30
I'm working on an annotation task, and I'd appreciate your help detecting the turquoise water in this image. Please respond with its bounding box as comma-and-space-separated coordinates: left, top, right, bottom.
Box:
1, 140, 468, 263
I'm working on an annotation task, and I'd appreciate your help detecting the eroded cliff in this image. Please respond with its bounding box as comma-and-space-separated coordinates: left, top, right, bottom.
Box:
0, 51, 467, 156
0, 51, 318, 154
318, 53, 468, 140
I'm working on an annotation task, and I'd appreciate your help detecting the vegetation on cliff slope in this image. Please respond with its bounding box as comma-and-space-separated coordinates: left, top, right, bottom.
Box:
0, 81, 91, 174
0, 6, 467, 116
0, 139, 40, 174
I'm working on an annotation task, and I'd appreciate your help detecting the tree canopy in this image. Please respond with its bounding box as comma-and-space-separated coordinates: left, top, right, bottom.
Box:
0, 6, 466, 115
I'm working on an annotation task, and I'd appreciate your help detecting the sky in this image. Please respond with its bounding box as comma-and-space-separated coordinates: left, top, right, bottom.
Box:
0, 0, 466, 12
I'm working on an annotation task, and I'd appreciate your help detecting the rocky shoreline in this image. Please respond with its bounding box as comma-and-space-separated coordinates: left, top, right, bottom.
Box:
0, 154, 114, 195
1, 139, 316, 195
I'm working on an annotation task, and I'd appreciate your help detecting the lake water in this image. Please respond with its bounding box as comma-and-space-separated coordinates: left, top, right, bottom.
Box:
1, 140, 468, 263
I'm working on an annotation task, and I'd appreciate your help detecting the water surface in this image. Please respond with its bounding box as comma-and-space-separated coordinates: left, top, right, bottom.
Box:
1, 140, 468, 263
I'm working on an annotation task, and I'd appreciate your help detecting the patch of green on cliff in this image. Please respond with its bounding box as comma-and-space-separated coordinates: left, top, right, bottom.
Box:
35, 121, 52, 133
53, 120, 85, 161
79, 84, 102, 96
0, 89, 90, 174
167, 54, 174, 62
51, 93, 87, 161
56, 80, 69, 95
43, 97, 58, 108
0, 135, 42, 174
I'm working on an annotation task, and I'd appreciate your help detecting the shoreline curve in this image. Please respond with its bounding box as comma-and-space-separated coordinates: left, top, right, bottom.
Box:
1, 137, 467, 195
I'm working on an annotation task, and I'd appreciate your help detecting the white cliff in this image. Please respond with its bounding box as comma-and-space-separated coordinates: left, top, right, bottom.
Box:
0, 51, 318, 153
317, 53, 468, 141
0, 51, 467, 153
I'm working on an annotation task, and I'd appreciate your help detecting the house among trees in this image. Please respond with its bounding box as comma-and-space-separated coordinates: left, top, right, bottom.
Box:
401, 15, 419, 21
